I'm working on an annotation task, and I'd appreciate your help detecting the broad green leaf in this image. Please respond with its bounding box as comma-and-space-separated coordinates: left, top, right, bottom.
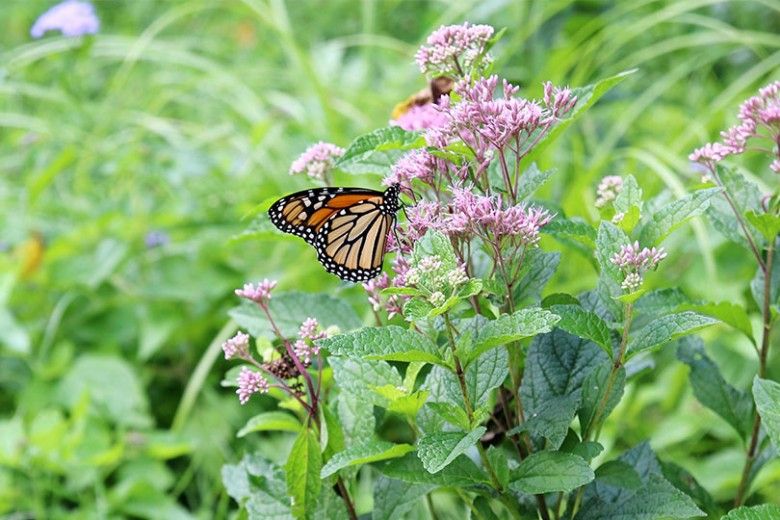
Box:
337, 392, 375, 447
285, 429, 321, 519
372, 386, 429, 417
661, 461, 719, 518
336, 127, 424, 174
595, 460, 642, 489
379, 452, 489, 487
576, 474, 705, 519
319, 326, 445, 366
312, 486, 349, 520
321, 405, 345, 455
372, 476, 434, 520
678, 338, 754, 438
330, 357, 401, 407
486, 446, 510, 488
320, 441, 414, 478
550, 304, 613, 357
524, 69, 637, 163
402, 298, 434, 321
472, 497, 500, 520
521, 329, 609, 415
745, 211, 780, 241
513, 250, 560, 304
680, 301, 754, 345
753, 377, 780, 450
462, 307, 560, 365
416, 427, 486, 474
613, 174, 642, 214
578, 362, 625, 437
222, 454, 291, 519
634, 288, 690, 317
426, 402, 470, 430
517, 394, 580, 450
230, 292, 361, 339
638, 187, 721, 245
722, 505, 780, 520
412, 229, 458, 272
595, 221, 630, 295
509, 451, 593, 494
516, 163, 555, 201
544, 217, 597, 247
237, 412, 301, 437
627, 312, 718, 357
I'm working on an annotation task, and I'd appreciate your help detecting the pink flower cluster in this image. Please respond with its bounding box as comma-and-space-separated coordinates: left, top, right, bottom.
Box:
610, 242, 667, 292
31, 0, 99, 39
235, 279, 277, 305
595, 176, 623, 208
383, 150, 439, 191
222, 331, 250, 360
415, 22, 494, 76
236, 367, 269, 405
390, 103, 449, 131
363, 273, 404, 319
690, 80, 780, 173
289, 142, 345, 179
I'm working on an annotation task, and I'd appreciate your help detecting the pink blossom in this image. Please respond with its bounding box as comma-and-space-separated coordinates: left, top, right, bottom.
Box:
236, 367, 269, 405
222, 331, 250, 360
383, 150, 438, 190
610, 242, 667, 270
31, 0, 99, 39
390, 103, 449, 131
415, 22, 494, 76
771, 159, 780, 174
289, 142, 344, 179
293, 339, 320, 365
298, 318, 326, 341
235, 279, 277, 304
595, 176, 623, 208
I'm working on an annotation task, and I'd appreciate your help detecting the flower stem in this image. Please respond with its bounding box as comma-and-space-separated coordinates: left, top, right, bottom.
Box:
735, 235, 776, 506
336, 477, 358, 520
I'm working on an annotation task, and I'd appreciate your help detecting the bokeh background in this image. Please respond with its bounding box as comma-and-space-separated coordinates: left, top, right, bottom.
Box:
1, 0, 779, 517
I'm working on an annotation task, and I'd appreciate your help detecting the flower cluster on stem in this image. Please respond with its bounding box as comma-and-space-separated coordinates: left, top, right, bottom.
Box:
610, 242, 667, 292
289, 141, 345, 182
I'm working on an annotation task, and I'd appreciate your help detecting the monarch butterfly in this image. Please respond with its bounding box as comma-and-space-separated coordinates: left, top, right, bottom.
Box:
268, 184, 401, 282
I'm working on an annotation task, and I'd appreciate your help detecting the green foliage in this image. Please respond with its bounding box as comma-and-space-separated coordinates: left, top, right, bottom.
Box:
753, 378, 780, 450
335, 127, 424, 174
319, 326, 445, 365
723, 504, 780, 519
509, 451, 594, 494
286, 429, 322, 520
320, 441, 414, 478
416, 427, 486, 474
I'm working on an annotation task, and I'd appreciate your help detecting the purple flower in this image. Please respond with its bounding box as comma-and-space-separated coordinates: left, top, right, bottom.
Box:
31, 1, 99, 39
390, 103, 448, 131
236, 367, 269, 405
415, 22, 494, 76
383, 150, 439, 190
298, 317, 326, 341
494, 205, 553, 245
610, 241, 667, 292
222, 331, 250, 360
595, 176, 623, 208
289, 142, 344, 180
293, 339, 320, 365
235, 279, 277, 304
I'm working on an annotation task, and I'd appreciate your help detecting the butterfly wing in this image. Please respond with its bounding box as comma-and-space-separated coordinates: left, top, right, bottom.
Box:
268, 187, 383, 245
314, 197, 395, 282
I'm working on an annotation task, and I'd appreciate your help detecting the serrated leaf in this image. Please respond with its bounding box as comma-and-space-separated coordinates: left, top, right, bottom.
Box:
336, 127, 424, 174
678, 338, 754, 438
412, 229, 458, 271
320, 441, 415, 478
337, 392, 375, 447
550, 304, 613, 357
680, 301, 754, 345
237, 412, 301, 437
226, 455, 292, 519
372, 476, 434, 520
513, 250, 560, 304
516, 163, 555, 201
319, 326, 445, 366
745, 211, 780, 241
661, 461, 719, 517
379, 452, 489, 486
426, 402, 470, 430
595, 460, 642, 489
722, 504, 780, 520
330, 357, 402, 407
417, 427, 486, 473
373, 386, 429, 417
638, 187, 721, 245
230, 292, 361, 339
402, 298, 435, 321
509, 451, 593, 494
578, 362, 625, 437
544, 217, 597, 247
753, 377, 780, 450
486, 447, 510, 488
627, 312, 718, 357
520, 394, 580, 450
285, 429, 321, 519
462, 308, 560, 365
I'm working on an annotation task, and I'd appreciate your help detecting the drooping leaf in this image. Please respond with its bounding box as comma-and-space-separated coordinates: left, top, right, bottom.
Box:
320, 440, 414, 478
578, 362, 625, 437
753, 377, 780, 450
237, 412, 301, 437
285, 429, 322, 519
638, 187, 721, 245
677, 338, 754, 438
627, 312, 718, 358
509, 451, 594, 494
416, 427, 486, 474
319, 326, 445, 366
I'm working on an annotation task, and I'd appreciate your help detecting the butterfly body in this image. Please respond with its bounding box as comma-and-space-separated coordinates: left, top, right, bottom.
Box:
268, 184, 400, 282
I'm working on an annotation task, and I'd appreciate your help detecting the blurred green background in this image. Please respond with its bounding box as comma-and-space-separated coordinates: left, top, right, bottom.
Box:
1, 0, 779, 517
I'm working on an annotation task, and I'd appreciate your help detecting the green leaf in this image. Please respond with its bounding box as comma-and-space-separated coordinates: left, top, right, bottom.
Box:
513, 250, 560, 304
706, 167, 764, 250
229, 292, 361, 339
753, 377, 780, 450
681, 301, 754, 345
745, 211, 780, 241
320, 441, 414, 478
550, 304, 613, 357
330, 357, 401, 407
337, 392, 375, 447
237, 412, 301, 437
638, 187, 721, 245
509, 451, 594, 494
661, 461, 719, 518
486, 446, 510, 488
576, 474, 705, 519
595, 221, 630, 295
416, 427, 486, 473
722, 505, 780, 520
524, 69, 637, 164
0, 308, 30, 355
516, 163, 555, 201
372, 476, 434, 520
379, 452, 489, 487
372, 386, 429, 417
285, 429, 321, 520
321, 405, 345, 455
425, 402, 470, 430
678, 338, 754, 438
627, 312, 718, 357
412, 229, 458, 271
402, 298, 435, 321
336, 127, 424, 174
595, 460, 642, 489
223, 454, 292, 518
544, 217, 597, 248
751, 264, 780, 311
462, 307, 560, 365
613, 174, 642, 214
319, 326, 445, 366
578, 362, 625, 436
519, 394, 580, 450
